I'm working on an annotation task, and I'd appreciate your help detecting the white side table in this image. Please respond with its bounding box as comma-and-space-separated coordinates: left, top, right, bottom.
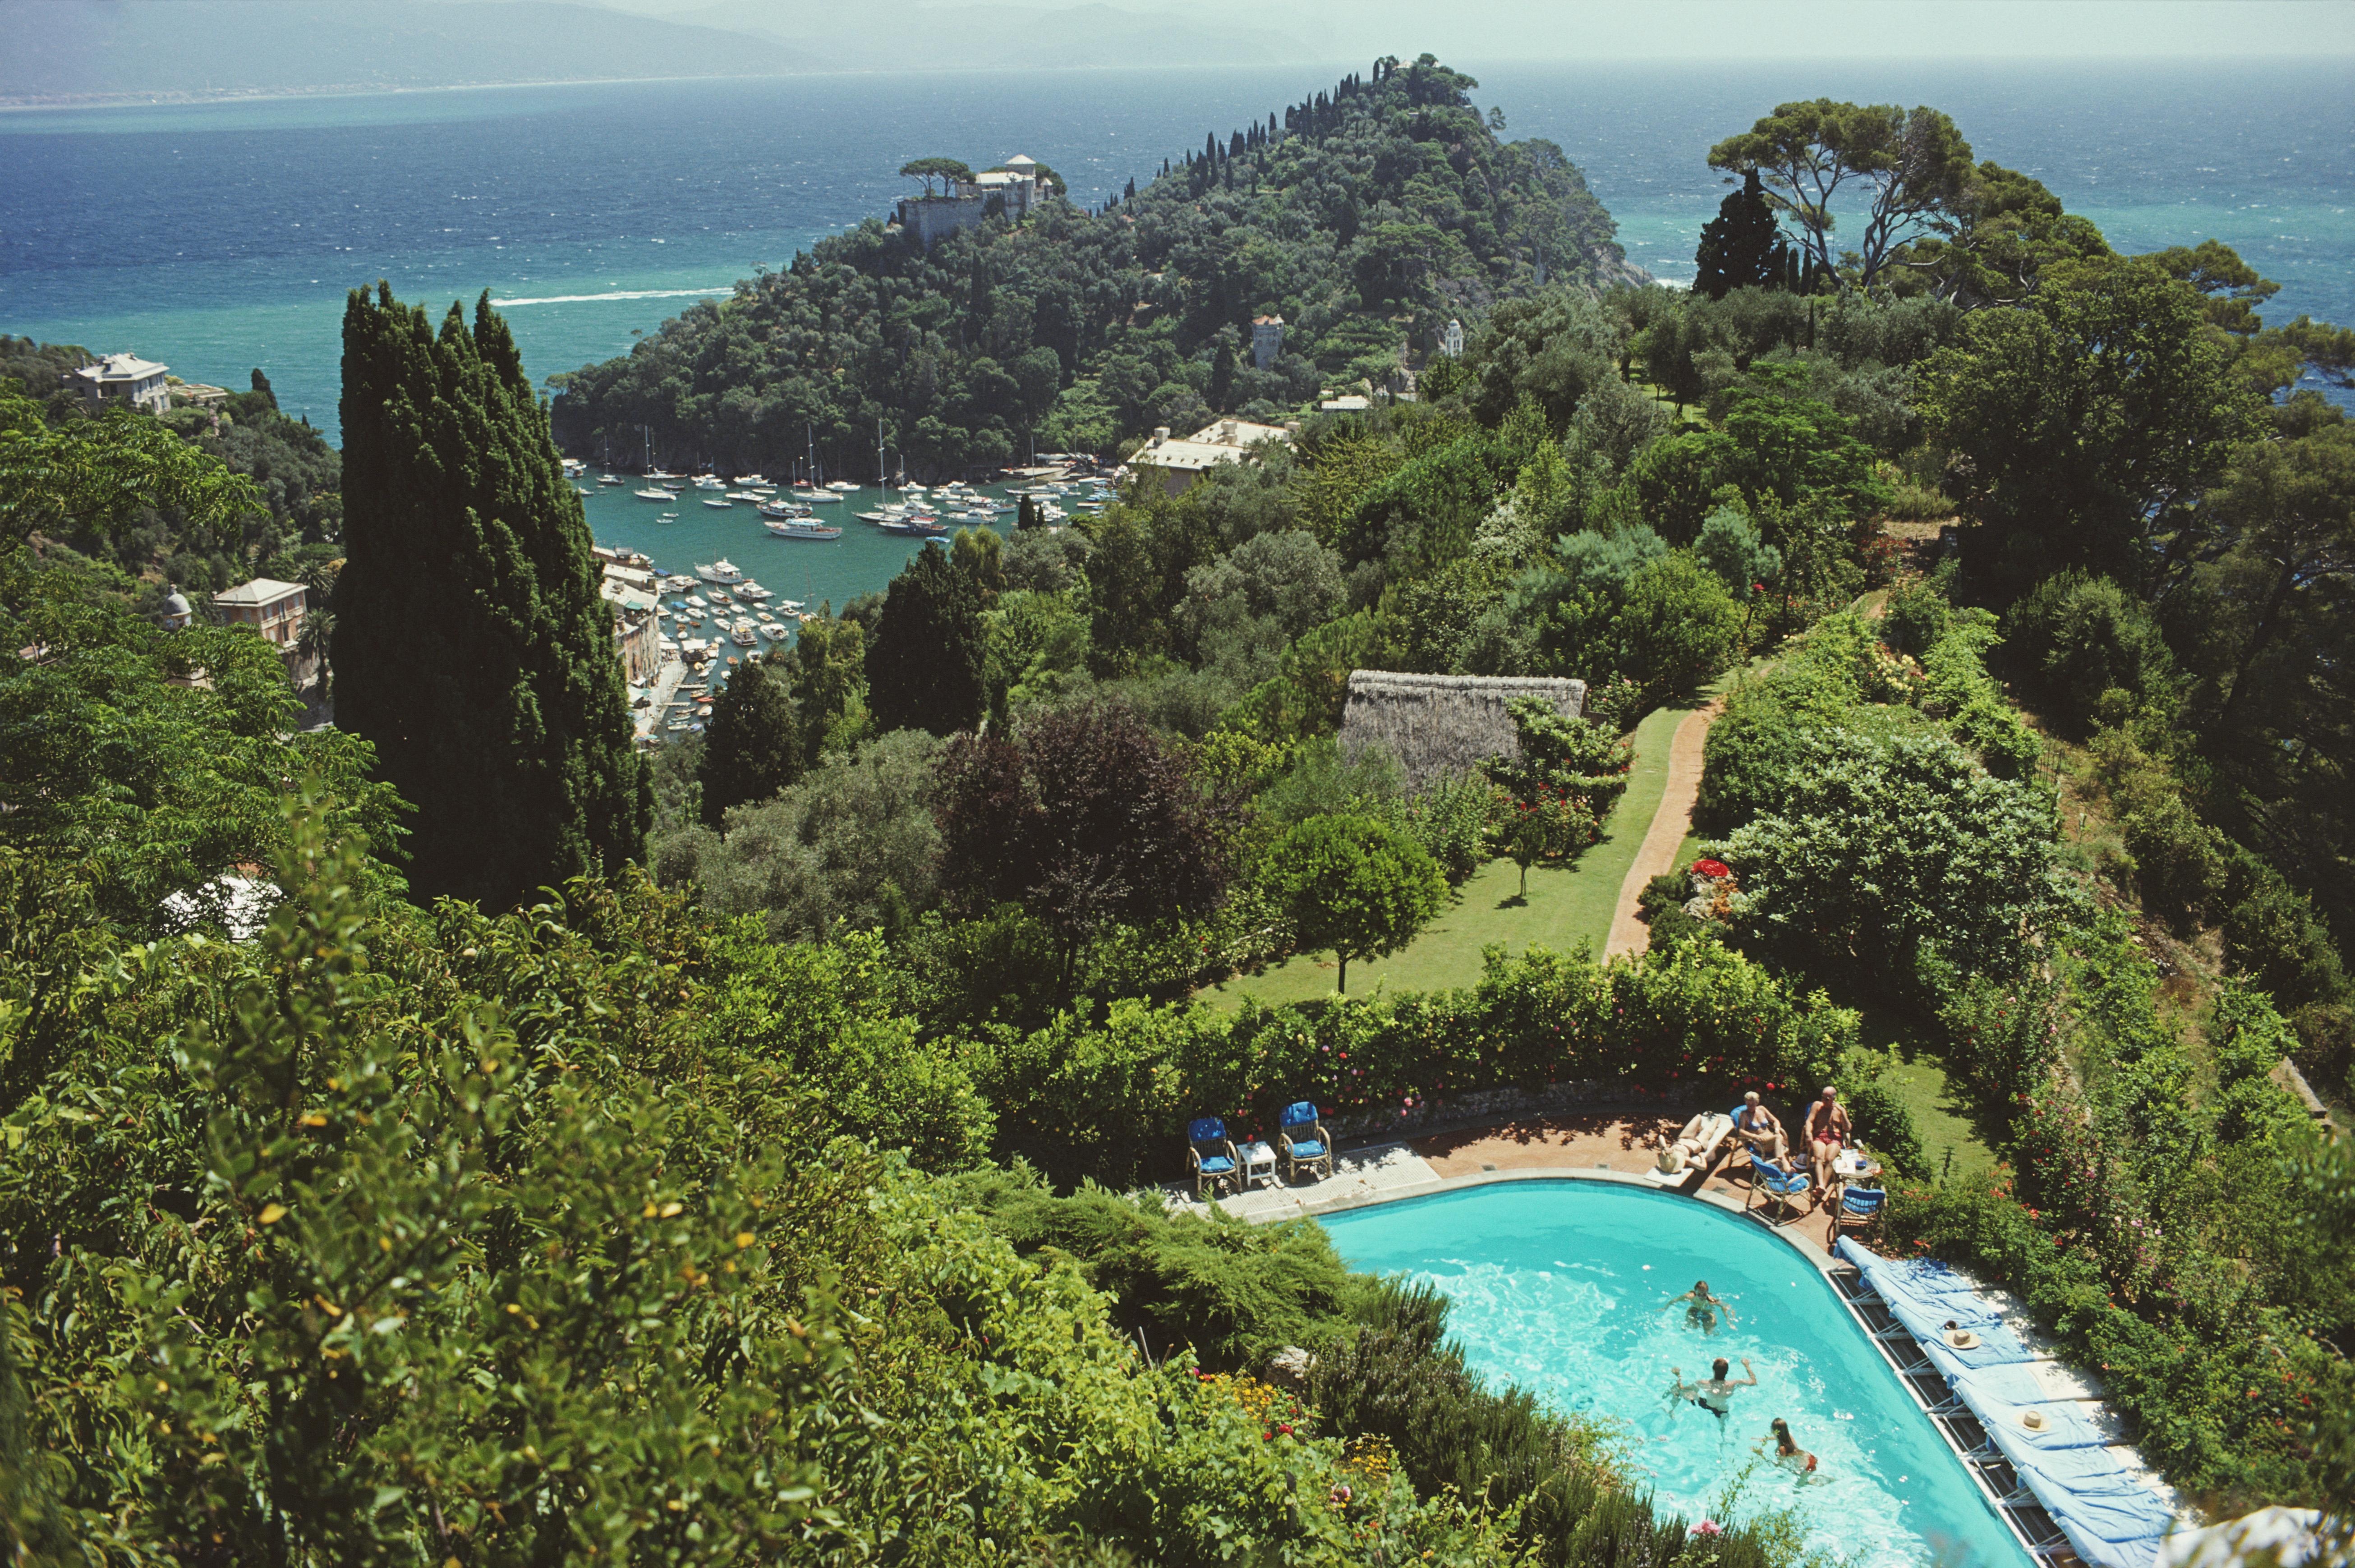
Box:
1237, 1141, 1279, 1190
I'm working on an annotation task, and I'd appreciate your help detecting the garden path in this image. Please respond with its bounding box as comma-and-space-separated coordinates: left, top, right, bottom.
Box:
1604, 698, 1723, 959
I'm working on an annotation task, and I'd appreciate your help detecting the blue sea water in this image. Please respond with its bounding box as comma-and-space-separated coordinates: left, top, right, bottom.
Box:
4, 58, 2349, 593
1320, 1182, 2030, 1568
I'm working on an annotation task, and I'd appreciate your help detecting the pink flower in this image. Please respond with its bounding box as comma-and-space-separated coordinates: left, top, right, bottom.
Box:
1696, 1519, 1724, 1536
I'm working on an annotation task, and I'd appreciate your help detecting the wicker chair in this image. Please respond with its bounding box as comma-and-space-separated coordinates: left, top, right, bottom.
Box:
1188, 1117, 1241, 1200
1276, 1101, 1333, 1184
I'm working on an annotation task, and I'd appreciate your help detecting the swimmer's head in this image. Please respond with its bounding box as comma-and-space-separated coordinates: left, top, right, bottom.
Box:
1744, 1091, 1761, 1106
1695, 1280, 1708, 1293
1712, 1358, 1730, 1379
1821, 1085, 1838, 1103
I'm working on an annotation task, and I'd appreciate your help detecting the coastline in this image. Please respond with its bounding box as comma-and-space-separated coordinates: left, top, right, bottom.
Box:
0, 60, 1354, 115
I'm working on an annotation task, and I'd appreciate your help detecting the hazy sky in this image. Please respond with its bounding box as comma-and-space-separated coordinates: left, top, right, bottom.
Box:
606, 0, 2355, 59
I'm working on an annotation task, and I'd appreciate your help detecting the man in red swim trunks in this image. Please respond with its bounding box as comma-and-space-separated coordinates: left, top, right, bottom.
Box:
1802, 1085, 1851, 1195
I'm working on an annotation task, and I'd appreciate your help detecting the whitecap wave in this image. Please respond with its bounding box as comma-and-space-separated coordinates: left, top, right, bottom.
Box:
488, 285, 733, 307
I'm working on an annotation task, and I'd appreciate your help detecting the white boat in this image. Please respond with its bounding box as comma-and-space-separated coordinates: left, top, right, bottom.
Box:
686, 594, 708, 608
727, 491, 766, 502
696, 560, 744, 585
695, 475, 725, 490
736, 581, 773, 601
657, 511, 679, 522
598, 474, 625, 486
764, 517, 843, 540
758, 500, 809, 520
732, 475, 767, 487
702, 497, 732, 509
803, 490, 843, 504
730, 620, 759, 648
827, 480, 858, 492
634, 487, 671, 501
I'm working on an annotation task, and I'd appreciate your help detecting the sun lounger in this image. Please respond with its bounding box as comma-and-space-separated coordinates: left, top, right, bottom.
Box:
1919, 1324, 2037, 1376
1642, 1112, 1734, 1186
1969, 1392, 2112, 1454
2035, 1483, 2175, 1568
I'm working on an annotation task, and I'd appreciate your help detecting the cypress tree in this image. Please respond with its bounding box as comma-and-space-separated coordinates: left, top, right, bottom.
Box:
697, 655, 801, 827
336, 284, 649, 909
1692, 168, 1790, 300
865, 541, 984, 736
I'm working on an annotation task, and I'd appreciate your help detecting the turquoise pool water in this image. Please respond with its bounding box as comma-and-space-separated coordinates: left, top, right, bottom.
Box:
1319, 1182, 2027, 1568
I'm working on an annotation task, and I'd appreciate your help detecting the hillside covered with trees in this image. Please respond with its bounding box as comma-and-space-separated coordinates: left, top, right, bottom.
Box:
548, 54, 1637, 479
6, 71, 2355, 1567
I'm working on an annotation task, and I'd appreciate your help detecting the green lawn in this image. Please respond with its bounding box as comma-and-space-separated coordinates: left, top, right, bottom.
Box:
1205, 702, 1689, 1008
1877, 1044, 1999, 1179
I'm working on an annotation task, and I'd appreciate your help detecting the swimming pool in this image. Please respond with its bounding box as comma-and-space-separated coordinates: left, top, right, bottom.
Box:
1318, 1180, 2029, 1568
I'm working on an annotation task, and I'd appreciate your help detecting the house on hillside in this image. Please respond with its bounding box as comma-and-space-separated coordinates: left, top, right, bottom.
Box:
212, 577, 306, 648
895, 154, 1042, 248
1132, 417, 1294, 496
1251, 315, 1285, 370
68, 352, 173, 415
1338, 671, 1587, 791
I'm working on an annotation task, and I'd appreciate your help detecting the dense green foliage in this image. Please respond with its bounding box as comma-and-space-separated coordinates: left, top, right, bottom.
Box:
3, 341, 343, 622
17, 68, 2355, 1560
696, 650, 804, 825
336, 286, 650, 909
549, 56, 1632, 477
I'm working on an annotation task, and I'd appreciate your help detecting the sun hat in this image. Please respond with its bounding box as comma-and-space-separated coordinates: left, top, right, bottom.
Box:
1657, 1147, 1688, 1173
1943, 1328, 1981, 1350
2018, 1408, 2049, 1431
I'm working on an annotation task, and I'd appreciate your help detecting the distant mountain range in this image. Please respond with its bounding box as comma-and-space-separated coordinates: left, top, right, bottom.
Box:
0, 0, 1318, 106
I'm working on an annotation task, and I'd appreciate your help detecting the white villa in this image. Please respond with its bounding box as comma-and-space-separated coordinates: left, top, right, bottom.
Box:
69, 352, 173, 415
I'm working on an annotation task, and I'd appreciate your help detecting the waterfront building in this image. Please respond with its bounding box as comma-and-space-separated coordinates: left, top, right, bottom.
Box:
1133, 417, 1294, 496
67, 352, 173, 415
600, 567, 662, 683
159, 584, 193, 631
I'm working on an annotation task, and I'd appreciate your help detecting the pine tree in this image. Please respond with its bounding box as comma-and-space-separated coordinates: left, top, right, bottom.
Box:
1692, 168, 1790, 300
697, 655, 801, 827
336, 284, 649, 908
865, 541, 985, 736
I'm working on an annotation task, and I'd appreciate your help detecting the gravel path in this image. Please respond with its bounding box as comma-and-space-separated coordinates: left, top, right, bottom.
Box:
1604, 699, 1723, 960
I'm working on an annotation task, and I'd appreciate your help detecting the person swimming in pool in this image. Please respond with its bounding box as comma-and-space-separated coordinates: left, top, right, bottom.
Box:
1665, 1279, 1738, 1334
1669, 1357, 1755, 1421
1756, 1417, 1823, 1482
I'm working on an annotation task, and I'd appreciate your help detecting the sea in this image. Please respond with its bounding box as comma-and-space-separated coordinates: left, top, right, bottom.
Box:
5, 57, 2350, 614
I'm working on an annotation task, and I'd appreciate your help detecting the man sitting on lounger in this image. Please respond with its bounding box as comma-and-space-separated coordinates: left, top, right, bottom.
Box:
1652, 1112, 1734, 1177
1733, 1092, 1785, 1161
1665, 1279, 1737, 1334
1801, 1085, 1852, 1193
1669, 1357, 1756, 1421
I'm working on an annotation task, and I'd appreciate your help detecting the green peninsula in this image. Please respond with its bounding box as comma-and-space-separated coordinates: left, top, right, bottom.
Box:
550, 54, 1637, 478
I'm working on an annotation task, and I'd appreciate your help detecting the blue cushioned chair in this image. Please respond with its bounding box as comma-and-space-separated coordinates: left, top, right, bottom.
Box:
1744, 1156, 1812, 1224
1276, 1100, 1332, 1183
1826, 1183, 1885, 1248
1188, 1117, 1240, 1200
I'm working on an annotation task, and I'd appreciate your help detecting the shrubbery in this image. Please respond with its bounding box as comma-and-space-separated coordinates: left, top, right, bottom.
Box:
966, 938, 1922, 1190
